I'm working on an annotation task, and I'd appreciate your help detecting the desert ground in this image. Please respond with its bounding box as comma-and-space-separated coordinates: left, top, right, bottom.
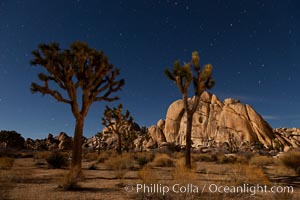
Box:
0, 150, 299, 200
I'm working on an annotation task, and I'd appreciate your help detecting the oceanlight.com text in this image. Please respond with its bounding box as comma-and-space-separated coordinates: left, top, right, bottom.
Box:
124, 183, 293, 196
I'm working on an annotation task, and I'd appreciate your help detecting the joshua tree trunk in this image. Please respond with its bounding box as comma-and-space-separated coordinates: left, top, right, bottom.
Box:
185, 113, 193, 169
71, 117, 84, 178
117, 132, 122, 155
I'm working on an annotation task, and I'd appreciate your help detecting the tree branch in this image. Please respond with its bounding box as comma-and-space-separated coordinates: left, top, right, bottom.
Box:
31, 83, 71, 104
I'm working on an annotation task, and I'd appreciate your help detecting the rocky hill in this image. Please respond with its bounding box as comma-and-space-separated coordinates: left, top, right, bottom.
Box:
5, 93, 298, 153
149, 92, 299, 152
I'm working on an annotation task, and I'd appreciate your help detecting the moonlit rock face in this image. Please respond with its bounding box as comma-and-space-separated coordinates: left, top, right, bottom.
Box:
153, 92, 297, 150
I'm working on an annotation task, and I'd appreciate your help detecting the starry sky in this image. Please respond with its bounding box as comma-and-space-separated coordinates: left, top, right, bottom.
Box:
0, 0, 299, 139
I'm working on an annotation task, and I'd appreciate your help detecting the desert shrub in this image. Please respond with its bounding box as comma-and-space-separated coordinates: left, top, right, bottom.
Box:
0, 130, 25, 149
60, 171, 80, 191
0, 148, 19, 158
173, 151, 185, 159
234, 154, 249, 164
213, 153, 236, 164
97, 151, 110, 163
227, 164, 269, 186
46, 151, 68, 169
104, 153, 135, 178
20, 151, 34, 158
104, 153, 134, 170
34, 151, 52, 160
192, 153, 216, 162
152, 153, 174, 167
0, 157, 14, 169
250, 155, 274, 167
134, 152, 155, 167
237, 151, 255, 159
212, 153, 250, 164
280, 150, 300, 175
136, 156, 148, 167
87, 163, 97, 170
0, 170, 15, 199
166, 142, 181, 152
138, 165, 157, 184
173, 158, 196, 183
137, 165, 163, 199
84, 152, 98, 161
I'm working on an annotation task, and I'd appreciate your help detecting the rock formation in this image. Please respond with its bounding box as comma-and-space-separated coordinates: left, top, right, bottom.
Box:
150, 92, 298, 151
25, 132, 72, 151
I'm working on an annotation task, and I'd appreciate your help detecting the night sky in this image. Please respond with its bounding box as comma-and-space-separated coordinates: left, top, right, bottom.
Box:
0, 0, 299, 139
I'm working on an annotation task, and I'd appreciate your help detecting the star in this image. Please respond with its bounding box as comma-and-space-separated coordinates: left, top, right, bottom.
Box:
258, 80, 262, 84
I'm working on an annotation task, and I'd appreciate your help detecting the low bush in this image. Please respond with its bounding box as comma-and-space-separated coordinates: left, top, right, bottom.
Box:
46, 151, 68, 169
152, 153, 174, 167
192, 153, 216, 162
104, 153, 134, 170
138, 165, 157, 184
104, 153, 135, 179
280, 150, 300, 175
134, 152, 155, 167
172, 158, 196, 183
60, 172, 80, 191
84, 152, 98, 161
227, 164, 270, 186
0, 157, 14, 169
213, 153, 236, 164
87, 163, 97, 170
34, 151, 51, 160
97, 151, 110, 163
250, 155, 274, 167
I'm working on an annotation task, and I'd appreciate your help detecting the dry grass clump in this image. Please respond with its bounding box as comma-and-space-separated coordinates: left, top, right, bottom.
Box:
97, 151, 110, 163
104, 153, 134, 170
136, 165, 162, 200
138, 165, 158, 184
151, 153, 174, 167
250, 155, 274, 167
211, 152, 252, 164
172, 151, 185, 159
60, 170, 81, 191
0, 170, 16, 199
0, 181, 11, 199
172, 158, 197, 183
134, 152, 155, 167
214, 153, 237, 164
280, 150, 300, 175
33, 151, 52, 160
227, 164, 270, 186
0, 157, 14, 169
192, 153, 216, 162
84, 152, 98, 161
104, 153, 135, 179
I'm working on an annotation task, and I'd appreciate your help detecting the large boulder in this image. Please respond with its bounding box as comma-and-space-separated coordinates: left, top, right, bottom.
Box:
150, 92, 291, 151
148, 119, 166, 145
56, 132, 72, 150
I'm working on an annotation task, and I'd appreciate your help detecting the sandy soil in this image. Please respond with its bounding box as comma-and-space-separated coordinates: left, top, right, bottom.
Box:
1, 155, 299, 200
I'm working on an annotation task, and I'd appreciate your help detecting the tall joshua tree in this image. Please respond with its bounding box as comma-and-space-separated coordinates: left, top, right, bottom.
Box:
165, 51, 215, 168
102, 104, 134, 155
31, 41, 124, 178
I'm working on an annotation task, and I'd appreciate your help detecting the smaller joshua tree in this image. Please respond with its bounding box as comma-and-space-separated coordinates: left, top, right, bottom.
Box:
165, 51, 215, 168
102, 104, 134, 155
